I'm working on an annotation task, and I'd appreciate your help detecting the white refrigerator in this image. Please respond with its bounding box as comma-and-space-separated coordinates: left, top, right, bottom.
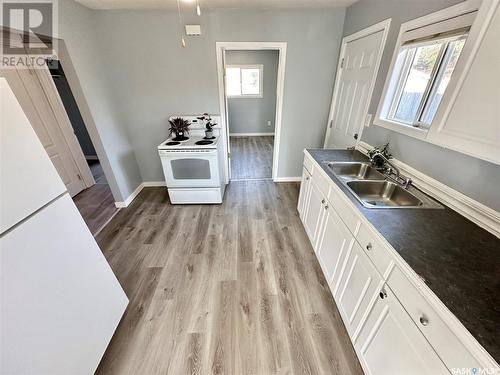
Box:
0, 77, 128, 374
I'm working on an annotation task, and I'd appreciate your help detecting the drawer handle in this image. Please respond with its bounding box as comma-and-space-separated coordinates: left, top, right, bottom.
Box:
419, 315, 429, 326
321, 199, 325, 204
379, 289, 387, 299
366, 243, 373, 251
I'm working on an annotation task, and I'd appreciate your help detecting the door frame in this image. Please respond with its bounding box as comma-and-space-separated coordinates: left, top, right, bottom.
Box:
216, 42, 287, 182
34, 61, 95, 189
323, 19, 392, 149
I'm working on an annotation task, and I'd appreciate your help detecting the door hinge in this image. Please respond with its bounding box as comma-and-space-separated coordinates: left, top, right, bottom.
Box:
77, 174, 82, 180
329, 119, 333, 129
340, 58, 345, 68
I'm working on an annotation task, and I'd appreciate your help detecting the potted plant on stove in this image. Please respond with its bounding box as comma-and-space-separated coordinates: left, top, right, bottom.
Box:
168, 117, 190, 141
205, 120, 217, 139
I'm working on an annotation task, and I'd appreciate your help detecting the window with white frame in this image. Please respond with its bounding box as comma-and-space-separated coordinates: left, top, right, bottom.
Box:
377, 11, 476, 130
226, 65, 263, 98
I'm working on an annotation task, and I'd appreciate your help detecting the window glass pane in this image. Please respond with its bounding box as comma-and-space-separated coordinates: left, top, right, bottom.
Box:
226, 67, 241, 96
393, 42, 443, 124
420, 38, 466, 125
241, 68, 260, 95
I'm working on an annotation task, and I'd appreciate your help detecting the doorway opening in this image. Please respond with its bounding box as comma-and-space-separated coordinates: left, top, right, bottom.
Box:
225, 51, 278, 180
46, 59, 118, 235
216, 42, 287, 183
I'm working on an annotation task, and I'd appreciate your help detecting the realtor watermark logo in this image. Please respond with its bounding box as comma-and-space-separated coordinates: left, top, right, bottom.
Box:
1, 0, 58, 68
452, 368, 500, 375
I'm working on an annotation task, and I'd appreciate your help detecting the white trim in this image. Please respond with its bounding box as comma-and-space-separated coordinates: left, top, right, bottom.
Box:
357, 141, 500, 238
273, 177, 301, 182
142, 181, 167, 187
114, 183, 144, 208
114, 181, 167, 208
323, 18, 392, 148
229, 132, 274, 137
216, 42, 287, 184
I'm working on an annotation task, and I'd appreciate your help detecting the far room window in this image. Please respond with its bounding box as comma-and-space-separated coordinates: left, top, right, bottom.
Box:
377, 11, 475, 131
226, 65, 263, 98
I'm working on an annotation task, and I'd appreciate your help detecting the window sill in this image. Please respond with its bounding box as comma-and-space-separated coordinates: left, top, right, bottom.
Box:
227, 95, 263, 99
373, 118, 429, 140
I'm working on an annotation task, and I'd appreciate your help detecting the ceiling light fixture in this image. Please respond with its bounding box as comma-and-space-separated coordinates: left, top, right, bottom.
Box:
196, 0, 201, 16
176, 0, 186, 47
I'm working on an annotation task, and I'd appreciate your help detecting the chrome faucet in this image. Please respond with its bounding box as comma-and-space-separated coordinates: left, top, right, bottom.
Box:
370, 152, 412, 189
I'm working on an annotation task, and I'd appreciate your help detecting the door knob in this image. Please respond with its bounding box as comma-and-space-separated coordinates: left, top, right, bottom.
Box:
379, 289, 387, 299
419, 315, 429, 326
366, 243, 372, 251
321, 199, 325, 204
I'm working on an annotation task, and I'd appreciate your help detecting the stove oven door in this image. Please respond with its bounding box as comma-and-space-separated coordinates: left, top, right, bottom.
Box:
159, 149, 220, 188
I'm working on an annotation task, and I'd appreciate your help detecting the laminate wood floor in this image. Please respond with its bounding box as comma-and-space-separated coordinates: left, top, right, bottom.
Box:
230, 136, 274, 180
73, 161, 118, 236
95, 182, 363, 375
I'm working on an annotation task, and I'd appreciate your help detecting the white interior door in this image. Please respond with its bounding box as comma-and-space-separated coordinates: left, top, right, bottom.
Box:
325, 29, 386, 149
2, 67, 87, 197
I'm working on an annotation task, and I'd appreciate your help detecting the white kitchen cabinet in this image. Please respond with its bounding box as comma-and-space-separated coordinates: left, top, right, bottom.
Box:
302, 178, 327, 249
297, 167, 311, 219
335, 239, 384, 338
316, 204, 355, 296
298, 151, 498, 372
354, 286, 449, 375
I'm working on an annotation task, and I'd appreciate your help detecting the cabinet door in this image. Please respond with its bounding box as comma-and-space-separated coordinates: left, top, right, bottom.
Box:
297, 168, 311, 218
335, 240, 384, 337
355, 286, 449, 375
303, 179, 326, 248
316, 206, 355, 296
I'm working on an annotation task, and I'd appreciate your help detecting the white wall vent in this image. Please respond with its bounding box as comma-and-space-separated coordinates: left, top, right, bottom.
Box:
185, 25, 201, 36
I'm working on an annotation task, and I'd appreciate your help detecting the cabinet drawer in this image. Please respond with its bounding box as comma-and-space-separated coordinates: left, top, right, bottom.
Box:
388, 266, 482, 371
356, 223, 394, 279
303, 152, 314, 174
329, 185, 361, 235
313, 169, 331, 198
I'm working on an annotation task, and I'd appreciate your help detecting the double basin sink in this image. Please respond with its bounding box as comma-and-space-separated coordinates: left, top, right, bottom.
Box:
326, 162, 442, 209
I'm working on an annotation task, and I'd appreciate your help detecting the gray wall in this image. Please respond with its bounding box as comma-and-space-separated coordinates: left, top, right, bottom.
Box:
343, 0, 500, 211
90, 7, 345, 180
58, 0, 142, 201
226, 50, 278, 135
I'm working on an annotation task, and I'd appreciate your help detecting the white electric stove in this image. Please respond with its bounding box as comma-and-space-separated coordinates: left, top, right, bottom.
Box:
158, 115, 225, 204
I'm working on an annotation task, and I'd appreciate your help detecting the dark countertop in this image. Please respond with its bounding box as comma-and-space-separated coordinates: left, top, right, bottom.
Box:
307, 149, 500, 362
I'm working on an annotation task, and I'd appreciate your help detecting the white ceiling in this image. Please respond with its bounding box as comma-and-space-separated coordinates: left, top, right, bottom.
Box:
75, 0, 357, 10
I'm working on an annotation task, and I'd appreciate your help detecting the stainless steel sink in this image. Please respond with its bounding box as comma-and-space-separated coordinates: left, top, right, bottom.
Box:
324, 160, 443, 209
327, 162, 386, 181
346, 180, 422, 208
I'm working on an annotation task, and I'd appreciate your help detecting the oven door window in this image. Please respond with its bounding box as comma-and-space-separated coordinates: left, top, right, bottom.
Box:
171, 158, 211, 180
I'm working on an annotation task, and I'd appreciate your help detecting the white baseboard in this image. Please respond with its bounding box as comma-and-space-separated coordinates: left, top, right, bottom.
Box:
114, 181, 166, 208
357, 141, 500, 238
230, 132, 274, 137
85, 155, 99, 160
274, 176, 301, 182
142, 181, 166, 187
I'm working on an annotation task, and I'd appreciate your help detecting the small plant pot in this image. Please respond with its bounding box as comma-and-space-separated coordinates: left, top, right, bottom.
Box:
205, 130, 213, 138
173, 131, 188, 141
